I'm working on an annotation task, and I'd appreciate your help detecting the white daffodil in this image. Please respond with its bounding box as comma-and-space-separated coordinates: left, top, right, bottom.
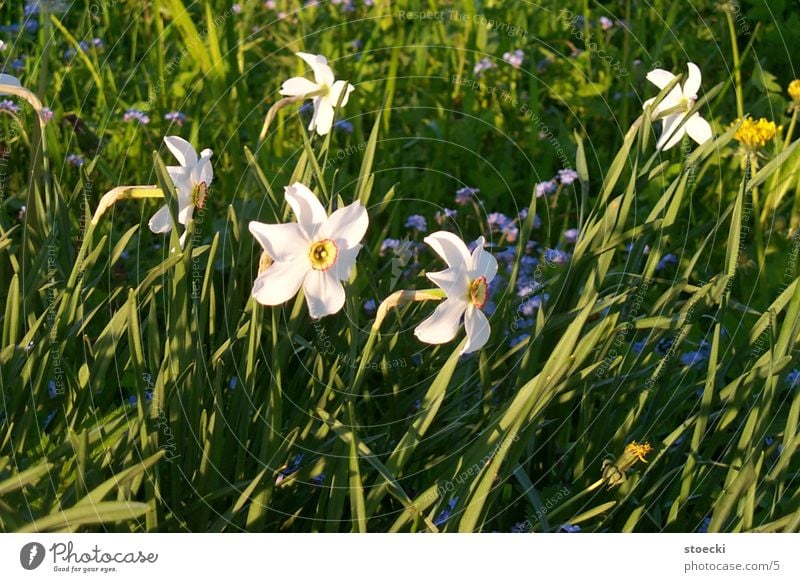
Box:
248, 182, 368, 318
414, 232, 498, 355
643, 62, 712, 151
279, 52, 355, 136
148, 136, 213, 247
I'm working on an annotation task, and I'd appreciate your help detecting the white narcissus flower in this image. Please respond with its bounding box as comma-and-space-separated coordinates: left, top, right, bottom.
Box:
279, 52, 355, 136
643, 62, 712, 151
148, 136, 213, 248
248, 183, 368, 319
415, 232, 498, 355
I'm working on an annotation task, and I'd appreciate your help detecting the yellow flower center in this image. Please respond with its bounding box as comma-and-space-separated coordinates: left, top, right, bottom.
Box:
469, 276, 489, 309
679, 96, 694, 112
733, 117, 780, 151
788, 79, 800, 103
309, 239, 338, 271
624, 441, 653, 464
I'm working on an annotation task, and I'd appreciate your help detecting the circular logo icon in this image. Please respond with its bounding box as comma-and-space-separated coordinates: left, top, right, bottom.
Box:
20, 542, 46, 570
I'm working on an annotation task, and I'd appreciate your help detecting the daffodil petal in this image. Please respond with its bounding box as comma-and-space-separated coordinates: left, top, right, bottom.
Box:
285, 182, 328, 238
329, 80, 355, 107
427, 268, 469, 298
646, 68, 676, 90
470, 236, 498, 282
656, 114, 685, 151
319, 200, 368, 245
164, 135, 198, 167
414, 298, 468, 345
423, 231, 472, 270
194, 154, 214, 187
178, 203, 195, 226
248, 221, 309, 262
461, 307, 491, 355
296, 52, 335, 88
303, 269, 346, 318
252, 259, 309, 306
310, 98, 335, 136
279, 76, 319, 97
331, 244, 362, 281
685, 114, 712, 145
148, 204, 173, 234
683, 62, 702, 99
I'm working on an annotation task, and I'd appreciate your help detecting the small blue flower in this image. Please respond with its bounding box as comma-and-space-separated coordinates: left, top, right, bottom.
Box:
697, 516, 711, 533
334, 119, 354, 133
632, 339, 646, 354
43, 409, 57, 429
41, 107, 54, 123
656, 253, 678, 270
434, 208, 457, 224
544, 248, 569, 266
380, 238, 401, 256
564, 228, 579, 243
560, 524, 581, 533
487, 212, 510, 230
123, 108, 150, 124
473, 58, 494, 76
599, 16, 615, 31
404, 214, 427, 233
656, 337, 674, 356
557, 168, 579, 185
164, 111, 187, 126
434, 497, 458, 526
502, 49, 525, 68
276, 454, 304, 484
48, 380, 58, 399
364, 299, 377, 313
785, 368, 800, 388
66, 153, 85, 167
535, 180, 557, 198
455, 186, 479, 205
0, 99, 21, 114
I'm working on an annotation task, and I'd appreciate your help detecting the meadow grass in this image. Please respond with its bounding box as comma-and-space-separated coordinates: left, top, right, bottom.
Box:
1, 0, 799, 532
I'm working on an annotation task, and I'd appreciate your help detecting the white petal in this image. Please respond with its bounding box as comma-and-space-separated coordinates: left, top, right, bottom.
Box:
461, 307, 491, 355
252, 259, 310, 306
646, 68, 676, 90
193, 154, 214, 186
414, 298, 468, 345
248, 221, 309, 262
178, 203, 195, 226
296, 52, 335, 88
310, 98, 335, 136
148, 204, 173, 234
656, 114, 685, 151
179, 230, 188, 249
331, 243, 362, 281
163, 136, 198, 167
279, 76, 319, 97
685, 114, 712, 145
303, 269, 346, 318
469, 236, 498, 282
329, 80, 355, 107
427, 268, 469, 298
285, 183, 328, 238
683, 62, 702, 99
318, 200, 368, 245
423, 231, 471, 269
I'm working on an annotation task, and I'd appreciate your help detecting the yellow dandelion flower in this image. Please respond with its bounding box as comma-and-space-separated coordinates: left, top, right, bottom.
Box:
601, 440, 653, 487
625, 441, 653, 464
733, 117, 781, 151
789, 79, 800, 104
